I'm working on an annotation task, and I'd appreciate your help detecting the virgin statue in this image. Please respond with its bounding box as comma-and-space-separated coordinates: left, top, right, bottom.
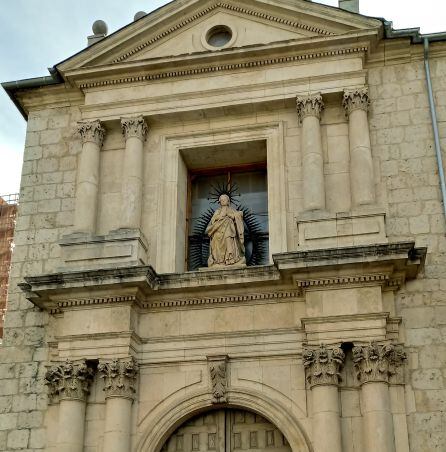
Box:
206, 194, 246, 268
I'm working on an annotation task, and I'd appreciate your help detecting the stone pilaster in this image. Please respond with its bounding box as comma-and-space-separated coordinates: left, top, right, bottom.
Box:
120, 116, 148, 230
74, 120, 106, 234
208, 355, 228, 404
296, 94, 326, 213
45, 359, 94, 452
98, 357, 139, 452
303, 345, 345, 452
343, 88, 375, 207
353, 343, 406, 452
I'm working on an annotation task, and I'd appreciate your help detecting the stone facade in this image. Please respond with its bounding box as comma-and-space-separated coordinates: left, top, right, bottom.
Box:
0, 0, 445, 451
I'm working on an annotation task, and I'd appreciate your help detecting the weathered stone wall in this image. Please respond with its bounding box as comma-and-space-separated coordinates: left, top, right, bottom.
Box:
0, 105, 81, 450
368, 56, 446, 451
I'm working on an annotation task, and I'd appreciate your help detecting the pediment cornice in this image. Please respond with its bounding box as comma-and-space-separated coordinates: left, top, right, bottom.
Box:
62, 31, 377, 90
57, 0, 382, 74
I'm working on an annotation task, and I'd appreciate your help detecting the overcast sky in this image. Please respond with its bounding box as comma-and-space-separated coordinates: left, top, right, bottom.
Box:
1, 0, 444, 196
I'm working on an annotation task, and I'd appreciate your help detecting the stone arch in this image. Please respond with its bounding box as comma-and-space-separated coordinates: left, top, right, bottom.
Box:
136, 388, 312, 452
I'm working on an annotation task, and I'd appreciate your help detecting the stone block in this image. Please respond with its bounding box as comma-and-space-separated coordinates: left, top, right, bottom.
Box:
7, 429, 29, 449
29, 428, 46, 449
0, 413, 18, 430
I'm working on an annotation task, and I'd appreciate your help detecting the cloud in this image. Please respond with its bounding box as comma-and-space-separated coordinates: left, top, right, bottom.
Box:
0, 142, 23, 195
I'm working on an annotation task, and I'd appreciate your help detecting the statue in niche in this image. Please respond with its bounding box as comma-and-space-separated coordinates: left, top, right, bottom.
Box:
206, 194, 246, 268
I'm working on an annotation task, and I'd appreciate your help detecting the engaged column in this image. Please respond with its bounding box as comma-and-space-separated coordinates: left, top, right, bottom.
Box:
74, 120, 105, 234
296, 94, 326, 212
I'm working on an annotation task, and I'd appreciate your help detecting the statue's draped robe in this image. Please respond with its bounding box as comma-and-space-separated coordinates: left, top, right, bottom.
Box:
206, 206, 246, 267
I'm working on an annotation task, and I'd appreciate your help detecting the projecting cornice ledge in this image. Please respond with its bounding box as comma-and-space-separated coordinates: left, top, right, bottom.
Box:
19, 241, 425, 311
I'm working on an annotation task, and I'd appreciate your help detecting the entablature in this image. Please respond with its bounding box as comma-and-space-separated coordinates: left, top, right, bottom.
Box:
20, 241, 426, 313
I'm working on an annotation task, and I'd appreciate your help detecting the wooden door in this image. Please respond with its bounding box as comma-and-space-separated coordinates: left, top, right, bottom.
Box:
161, 409, 292, 452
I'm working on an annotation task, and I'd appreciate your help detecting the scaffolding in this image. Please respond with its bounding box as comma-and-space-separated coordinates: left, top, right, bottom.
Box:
0, 193, 19, 337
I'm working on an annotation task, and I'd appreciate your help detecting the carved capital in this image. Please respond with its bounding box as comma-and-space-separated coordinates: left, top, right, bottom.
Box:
121, 116, 148, 141
77, 120, 106, 146
343, 88, 370, 115
296, 94, 324, 123
98, 357, 139, 400
208, 355, 228, 404
303, 344, 345, 388
353, 343, 406, 385
44, 359, 94, 403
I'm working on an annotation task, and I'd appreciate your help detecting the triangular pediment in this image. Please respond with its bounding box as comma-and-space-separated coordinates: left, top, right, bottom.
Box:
58, 0, 382, 73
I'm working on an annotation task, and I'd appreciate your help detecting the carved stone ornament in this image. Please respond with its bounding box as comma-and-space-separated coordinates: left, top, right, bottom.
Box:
121, 116, 149, 141
208, 355, 229, 404
77, 119, 106, 146
342, 88, 370, 115
44, 359, 94, 403
296, 94, 325, 123
302, 344, 345, 388
353, 343, 406, 385
98, 357, 139, 400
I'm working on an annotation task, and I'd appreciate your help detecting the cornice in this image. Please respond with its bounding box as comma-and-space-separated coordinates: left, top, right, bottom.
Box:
78, 45, 369, 89
111, 1, 334, 64
20, 241, 425, 312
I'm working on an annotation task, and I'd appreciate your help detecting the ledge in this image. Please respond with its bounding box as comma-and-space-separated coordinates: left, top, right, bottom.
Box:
20, 241, 426, 311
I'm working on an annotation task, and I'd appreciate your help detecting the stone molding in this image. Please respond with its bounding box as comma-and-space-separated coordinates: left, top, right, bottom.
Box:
208, 355, 229, 404
303, 344, 345, 388
112, 2, 333, 63
353, 342, 406, 385
121, 116, 149, 141
98, 357, 139, 400
45, 359, 94, 403
80, 46, 368, 89
296, 94, 324, 123
76, 119, 106, 146
342, 87, 370, 115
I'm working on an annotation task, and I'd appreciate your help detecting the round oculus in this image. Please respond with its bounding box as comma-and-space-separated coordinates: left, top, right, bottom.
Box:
206, 25, 233, 48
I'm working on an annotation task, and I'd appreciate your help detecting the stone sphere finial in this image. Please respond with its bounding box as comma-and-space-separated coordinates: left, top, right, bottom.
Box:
92, 20, 108, 36
134, 11, 147, 21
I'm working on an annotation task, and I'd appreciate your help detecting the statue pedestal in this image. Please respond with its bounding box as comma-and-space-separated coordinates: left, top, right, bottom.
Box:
59, 228, 149, 271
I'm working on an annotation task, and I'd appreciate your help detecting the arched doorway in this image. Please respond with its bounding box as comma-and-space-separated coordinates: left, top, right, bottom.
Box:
161, 408, 292, 452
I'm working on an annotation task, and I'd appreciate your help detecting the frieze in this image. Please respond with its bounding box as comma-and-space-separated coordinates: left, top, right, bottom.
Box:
342, 88, 370, 115
303, 344, 345, 388
79, 47, 368, 89
112, 2, 333, 63
353, 342, 406, 385
44, 359, 94, 403
76, 120, 106, 146
208, 355, 229, 404
121, 116, 149, 141
98, 357, 139, 400
296, 94, 324, 123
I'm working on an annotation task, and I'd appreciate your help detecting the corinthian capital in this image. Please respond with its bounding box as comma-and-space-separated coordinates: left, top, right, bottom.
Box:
353, 343, 406, 385
77, 119, 106, 146
98, 357, 139, 400
208, 355, 228, 404
296, 94, 324, 123
303, 344, 345, 388
343, 88, 370, 115
121, 116, 148, 141
44, 359, 94, 403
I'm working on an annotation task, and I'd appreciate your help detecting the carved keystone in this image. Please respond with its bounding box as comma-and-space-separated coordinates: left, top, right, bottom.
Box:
45, 359, 94, 403
98, 357, 139, 400
353, 342, 406, 385
77, 119, 106, 146
303, 344, 345, 388
121, 116, 148, 141
296, 94, 324, 123
342, 88, 370, 115
208, 355, 229, 404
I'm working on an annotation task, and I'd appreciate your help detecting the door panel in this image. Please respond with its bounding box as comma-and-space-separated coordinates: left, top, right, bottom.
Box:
161, 409, 291, 452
